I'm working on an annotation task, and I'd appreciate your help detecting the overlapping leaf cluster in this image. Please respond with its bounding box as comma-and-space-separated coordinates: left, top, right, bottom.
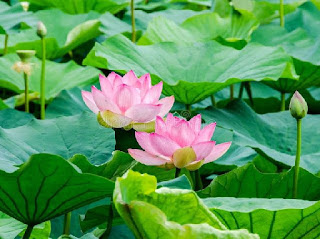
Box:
0, 0, 320, 238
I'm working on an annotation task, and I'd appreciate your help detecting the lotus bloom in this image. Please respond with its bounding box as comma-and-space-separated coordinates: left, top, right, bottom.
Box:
128, 114, 231, 170
82, 71, 174, 130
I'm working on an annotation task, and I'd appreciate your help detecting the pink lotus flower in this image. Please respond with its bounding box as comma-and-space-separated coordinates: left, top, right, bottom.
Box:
128, 114, 231, 170
82, 71, 174, 130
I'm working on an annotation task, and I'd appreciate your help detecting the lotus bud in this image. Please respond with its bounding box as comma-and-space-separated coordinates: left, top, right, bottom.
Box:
289, 91, 308, 119
20, 2, 29, 11
37, 21, 47, 38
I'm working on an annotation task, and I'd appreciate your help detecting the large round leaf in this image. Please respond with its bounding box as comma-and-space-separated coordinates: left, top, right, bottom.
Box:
198, 163, 320, 200
0, 112, 115, 172
204, 197, 320, 239
0, 153, 114, 225
251, 3, 320, 92
200, 100, 320, 173
0, 2, 37, 34
138, 12, 259, 46
83, 34, 297, 104
19, 0, 130, 14
0, 54, 100, 99
0, 9, 101, 59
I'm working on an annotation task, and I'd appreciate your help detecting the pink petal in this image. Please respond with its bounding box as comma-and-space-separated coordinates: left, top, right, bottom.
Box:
204, 142, 232, 164
188, 114, 202, 133
135, 132, 158, 155
92, 86, 121, 113
100, 110, 132, 128
155, 116, 167, 136
81, 90, 99, 114
99, 74, 113, 95
122, 70, 139, 86
168, 120, 196, 147
142, 82, 163, 104
125, 104, 161, 123
139, 73, 152, 98
149, 133, 180, 157
108, 72, 123, 89
128, 149, 170, 166
157, 96, 175, 117
193, 123, 216, 144
114, 84, 141, 113
192, 141, 216, 161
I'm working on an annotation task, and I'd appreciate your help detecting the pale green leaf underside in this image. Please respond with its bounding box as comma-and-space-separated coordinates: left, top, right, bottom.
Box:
114, 170, 258, 238
0, 54, 100, 99
0, 154, 114, 225
83, 34, 297, 104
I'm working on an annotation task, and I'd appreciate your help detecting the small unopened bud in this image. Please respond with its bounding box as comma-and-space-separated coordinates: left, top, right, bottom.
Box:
37, 21, 47, 38
20, 2, 30, 11
289, 91, 308, 119
16, 50, 36, 63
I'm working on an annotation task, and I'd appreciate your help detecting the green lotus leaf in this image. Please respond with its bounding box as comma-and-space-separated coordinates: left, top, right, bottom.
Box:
0, 2, 37, 34
0, 154, 114, 226
198, 163, 320, 200
0, 9, 101, 58
214, 0, 307, 24
204, 197, 320, 239
83, 34, 297, 104
0, 212, 50, 239
19, 0, 130, 14
138, 11, 259, 45
200, 100, 320, 173
251, 3, 320, 92
0, 109, 33, 129
0, 112, 115, 172
0, 54, 100, 99
114, 170, 259, 238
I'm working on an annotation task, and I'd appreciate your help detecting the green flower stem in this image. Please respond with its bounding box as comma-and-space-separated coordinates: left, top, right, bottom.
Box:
63, 212, 71, 236
194, 169, 203, 191
40, 37, 46, 119
3, 34, 8, 55
293, 118, 302, 199
186, 104, 191, 112
280, 0, 284, 27
24, 72, 29, 113
210, 95, 216, 107
238, 82, 244, 98
244, 82, 254, 106
100, 200, 114, 239
281, 92, 286, 111
175, 168, 181, 178
230, 85, 234, 101
131, 0, 136, 43
22, 225, 34, 239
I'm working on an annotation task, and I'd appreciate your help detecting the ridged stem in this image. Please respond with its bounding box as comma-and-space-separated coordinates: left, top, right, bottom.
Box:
280, 92, 286, 111
210, 95, 216, 107
40, 37, 46, 119
131, 0, 136, 43
63, 212, 72, 236
230, 85, 234, 101
22, 225, 34, 239
194, 169, 203, 190
293, 119, 302, 199
24, 72, 29, 113
100, 201, 114, 239
280, 0, 284, 27
3, 34, 8, 55
175, 168, 181, 178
